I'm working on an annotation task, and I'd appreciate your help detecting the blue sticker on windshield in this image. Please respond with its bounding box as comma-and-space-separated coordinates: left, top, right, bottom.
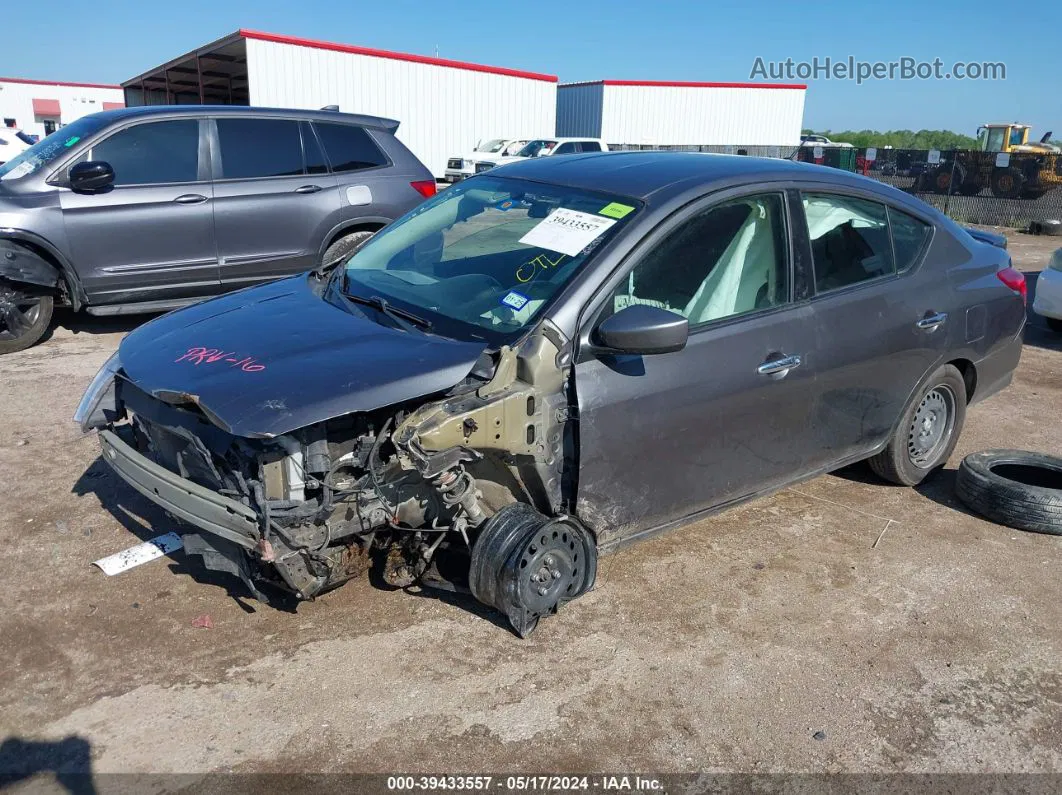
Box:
495, 199, 516, 211
501, 291, 529, 310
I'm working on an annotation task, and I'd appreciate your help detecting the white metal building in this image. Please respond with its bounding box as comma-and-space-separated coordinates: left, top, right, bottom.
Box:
557, 80, 806, 147
122, 30, 558, 177
0, 78, 125, 138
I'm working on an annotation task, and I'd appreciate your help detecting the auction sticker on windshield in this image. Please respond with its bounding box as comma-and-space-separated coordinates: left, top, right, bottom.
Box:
519, 208, 616, 257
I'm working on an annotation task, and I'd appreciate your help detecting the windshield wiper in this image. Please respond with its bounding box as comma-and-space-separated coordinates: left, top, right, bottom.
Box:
341, 290, 433, 332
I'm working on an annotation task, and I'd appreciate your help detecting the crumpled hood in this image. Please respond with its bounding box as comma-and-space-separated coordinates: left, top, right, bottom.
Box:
118, 275, 487, 438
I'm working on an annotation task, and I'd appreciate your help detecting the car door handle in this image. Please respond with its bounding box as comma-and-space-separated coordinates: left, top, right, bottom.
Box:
294, 185, 322, 194
757, 354, 802, 377
174, 194, 208, 205
916, 312, 948, 331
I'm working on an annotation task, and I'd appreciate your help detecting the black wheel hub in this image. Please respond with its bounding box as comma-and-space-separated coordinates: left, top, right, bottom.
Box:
907, 385, 956, 468
0, 283, 42, 341
469, 503, 597, 638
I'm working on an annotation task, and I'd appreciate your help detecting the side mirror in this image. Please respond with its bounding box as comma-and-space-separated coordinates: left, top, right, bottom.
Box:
69, 161, 114, 193
592, 304, 688, 356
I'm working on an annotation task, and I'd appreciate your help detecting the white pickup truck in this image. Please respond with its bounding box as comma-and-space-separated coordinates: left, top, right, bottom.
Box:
444, 138, 529, 182
470, 137, 610, 175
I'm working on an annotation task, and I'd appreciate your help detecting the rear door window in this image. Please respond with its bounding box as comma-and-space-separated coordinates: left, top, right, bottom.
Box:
216, 118, 304, 179
580, 141, 602, 152
802, 193, 895, 293
888, 207, 933, 271
79, 120, 200, 186
313, 122, 389, 173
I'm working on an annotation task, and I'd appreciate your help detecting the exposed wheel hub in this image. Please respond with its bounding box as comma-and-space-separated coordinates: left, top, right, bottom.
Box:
907, 386, 956, 468
469, 502, 597, 638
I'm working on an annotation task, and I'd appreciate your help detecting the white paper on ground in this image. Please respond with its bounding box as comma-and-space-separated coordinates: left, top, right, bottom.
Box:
518, 208, 616, 257
93, 532, 183, 576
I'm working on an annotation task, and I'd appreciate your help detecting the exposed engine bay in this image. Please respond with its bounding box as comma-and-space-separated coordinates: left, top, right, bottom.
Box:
100, 328, 596, 637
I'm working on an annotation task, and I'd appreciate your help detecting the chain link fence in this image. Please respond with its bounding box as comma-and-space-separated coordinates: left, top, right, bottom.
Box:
608, 143, 1062, 228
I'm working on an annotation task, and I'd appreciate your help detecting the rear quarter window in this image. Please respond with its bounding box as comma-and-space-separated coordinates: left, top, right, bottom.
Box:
888, 207, 933, 271
313, 122, 389, 172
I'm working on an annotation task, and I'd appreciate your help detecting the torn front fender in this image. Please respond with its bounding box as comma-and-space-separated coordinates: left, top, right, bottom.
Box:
0, 239, 60, 288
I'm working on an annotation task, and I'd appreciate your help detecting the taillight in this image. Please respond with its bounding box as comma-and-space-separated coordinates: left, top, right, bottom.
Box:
997, 266, 1027, 304
410, 180, 436, 198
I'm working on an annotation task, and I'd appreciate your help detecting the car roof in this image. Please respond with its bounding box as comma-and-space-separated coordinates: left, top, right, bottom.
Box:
494, 150, 915, 205
86, 104, 400, 132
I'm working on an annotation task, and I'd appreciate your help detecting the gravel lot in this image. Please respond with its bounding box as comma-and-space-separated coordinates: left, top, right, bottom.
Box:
1, 230, 1061, 787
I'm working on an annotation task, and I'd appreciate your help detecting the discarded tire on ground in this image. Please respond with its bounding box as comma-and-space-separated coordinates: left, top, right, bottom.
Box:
955, 449, 1062, 535
469, 502, 597, 638
1039, 219, 1062, 236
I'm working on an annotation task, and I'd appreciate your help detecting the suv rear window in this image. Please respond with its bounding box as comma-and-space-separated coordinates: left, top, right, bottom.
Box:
314, 122, 388, 172
217, 118, 304, 179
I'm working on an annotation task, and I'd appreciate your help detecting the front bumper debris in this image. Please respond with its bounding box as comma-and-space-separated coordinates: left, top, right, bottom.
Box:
98, 428, 258, 550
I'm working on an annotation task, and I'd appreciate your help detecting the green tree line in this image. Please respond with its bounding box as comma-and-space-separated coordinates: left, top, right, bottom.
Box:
802, 129, 980, 149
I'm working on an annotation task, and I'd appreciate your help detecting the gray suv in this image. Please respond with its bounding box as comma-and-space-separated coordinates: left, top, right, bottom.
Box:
0, 105, 435, 353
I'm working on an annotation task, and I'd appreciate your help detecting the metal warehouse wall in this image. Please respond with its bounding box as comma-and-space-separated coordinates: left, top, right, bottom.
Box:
245, 38, 557, 177
557, 82, 806, 147
602, 83, 805, 146
556, 82, 603, 138
0, 79, 125, 138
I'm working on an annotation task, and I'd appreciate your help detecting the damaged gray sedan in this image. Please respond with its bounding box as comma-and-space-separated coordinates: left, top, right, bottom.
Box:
76, 152, 1025, 636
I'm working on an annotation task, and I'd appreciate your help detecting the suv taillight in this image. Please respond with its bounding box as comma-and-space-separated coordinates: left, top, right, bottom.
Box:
997, 266, 1027, 304
411, 180, 437, 198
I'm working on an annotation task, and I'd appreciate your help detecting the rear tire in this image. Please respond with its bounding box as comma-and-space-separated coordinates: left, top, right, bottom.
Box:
0, 284, 53, 355
321, 230, 376, 268
867, 364, 967, 486
1045, 316, 1062, 333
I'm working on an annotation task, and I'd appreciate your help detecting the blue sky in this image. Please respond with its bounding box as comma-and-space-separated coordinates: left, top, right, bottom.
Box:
4, 0, 1057, 138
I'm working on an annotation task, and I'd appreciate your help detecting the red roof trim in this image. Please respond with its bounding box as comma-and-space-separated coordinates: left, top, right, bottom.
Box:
567, 79, 806, 90
1, 76, 122, 90
238, 29, 558, 83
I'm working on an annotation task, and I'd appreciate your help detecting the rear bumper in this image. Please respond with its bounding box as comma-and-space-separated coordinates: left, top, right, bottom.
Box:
98, 428, 259, 550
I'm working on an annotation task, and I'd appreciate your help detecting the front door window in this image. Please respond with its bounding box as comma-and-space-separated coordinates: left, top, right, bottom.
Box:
609, 193, 789, 326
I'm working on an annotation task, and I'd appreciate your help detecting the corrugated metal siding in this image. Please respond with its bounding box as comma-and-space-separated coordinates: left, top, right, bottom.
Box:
598, 84, 805, 146
556, 83, 603, 137
245, 39, 557, 177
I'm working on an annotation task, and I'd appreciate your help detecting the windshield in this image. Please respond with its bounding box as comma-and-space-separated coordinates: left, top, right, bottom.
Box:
341, 175, 640, 343
0, 116, 108, 181
475, 139, 508, 153
983, 127, 1007, 153
516, 139, 557, 158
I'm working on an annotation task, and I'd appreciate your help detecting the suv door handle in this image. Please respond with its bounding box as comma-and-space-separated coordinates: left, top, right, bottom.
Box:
294, 185, 322, 194
916, 312, 948, 331
174, 194, 208, 204
757, 354, 802, 377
